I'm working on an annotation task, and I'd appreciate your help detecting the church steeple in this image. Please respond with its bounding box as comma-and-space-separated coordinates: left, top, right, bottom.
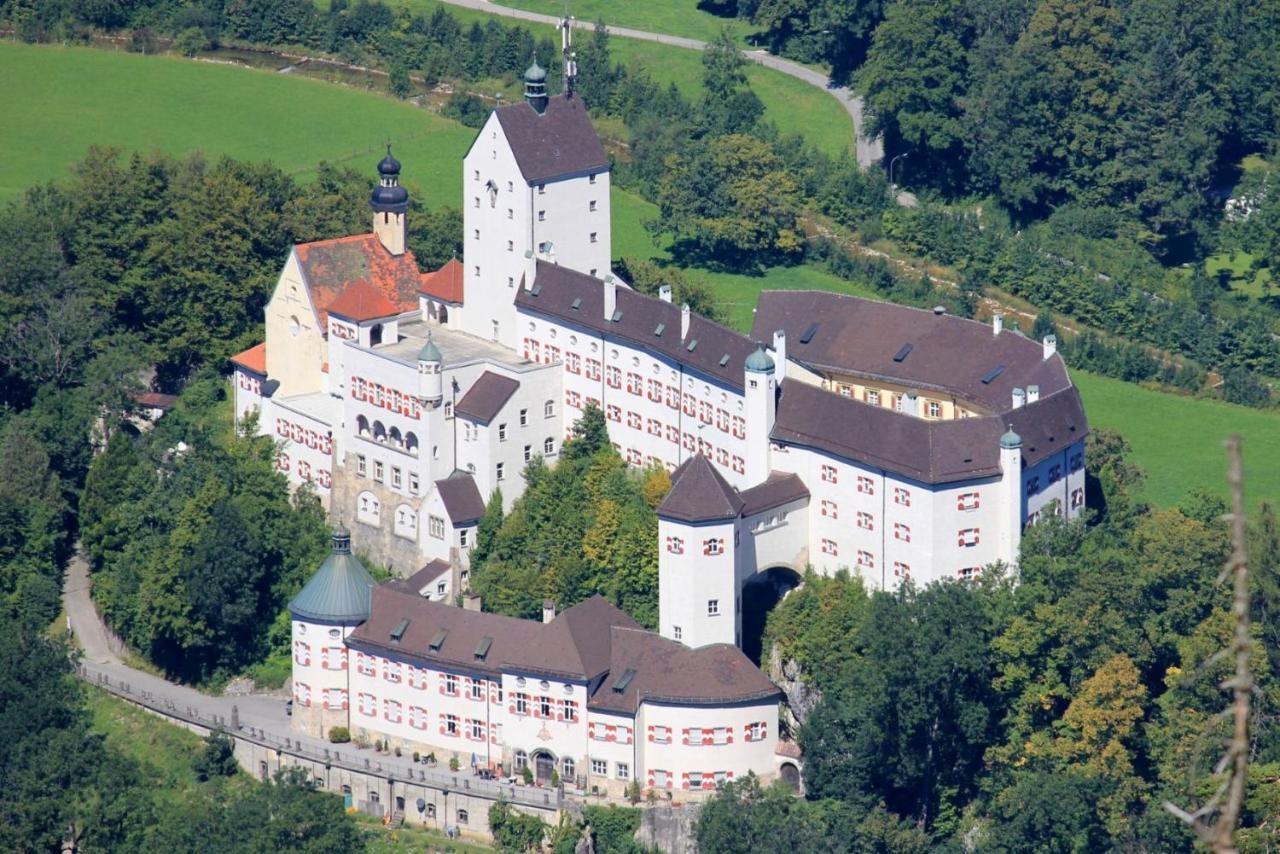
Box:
524, 57, 548, 114
370, 146, 408, 255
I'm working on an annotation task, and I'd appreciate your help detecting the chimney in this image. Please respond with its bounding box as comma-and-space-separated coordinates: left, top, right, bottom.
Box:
1042, 334, 1057, 360
604, 276, 617, 321
463, 593, 482, 612
658, 284, 672, 303
1027, 384, 1040, 404
1012, 387, 1026, 409
772, 329, 787, 385
680, 303, 691, 340
542, 600, 556, 624
993, 313, 1004, 336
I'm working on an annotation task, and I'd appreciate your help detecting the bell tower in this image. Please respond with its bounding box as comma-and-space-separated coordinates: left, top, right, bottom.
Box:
371, 147, 408, 256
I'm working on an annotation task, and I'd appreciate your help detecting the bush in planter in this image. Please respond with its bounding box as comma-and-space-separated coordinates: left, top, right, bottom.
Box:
328, 726, 351, 744
449, 756, 460, 772
413, 751, 420, 763
394, 746, 402, 758
427, 752, 437, 765
522, 765, 534, 786
551, 770, 561, 788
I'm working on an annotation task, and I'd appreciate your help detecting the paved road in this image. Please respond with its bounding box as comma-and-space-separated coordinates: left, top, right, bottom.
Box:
435, 0, 885, 170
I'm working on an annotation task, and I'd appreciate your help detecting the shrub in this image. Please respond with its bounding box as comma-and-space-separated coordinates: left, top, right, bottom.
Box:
328, 727, 350, 743
522, 765, 534, 785
450, 756, 460, 772
550, 770, 561, 788
193, 730, 239, 781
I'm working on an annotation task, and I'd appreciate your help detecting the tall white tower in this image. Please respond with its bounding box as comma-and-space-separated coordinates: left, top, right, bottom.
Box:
743, 346, 776, 487
417, 334, 443, 405
998, 428, 1023, 569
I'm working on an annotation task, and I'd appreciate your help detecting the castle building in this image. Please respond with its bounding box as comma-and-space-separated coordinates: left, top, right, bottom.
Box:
289, 527, 785, 798
243, 51, 1089, 661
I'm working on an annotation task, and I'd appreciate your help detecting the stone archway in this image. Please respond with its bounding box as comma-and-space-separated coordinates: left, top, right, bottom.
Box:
531, 749, 556, 785
740, 566, 803, 665
779, 762, 801, 792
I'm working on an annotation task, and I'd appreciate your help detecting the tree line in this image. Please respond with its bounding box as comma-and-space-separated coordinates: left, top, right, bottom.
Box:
704, 430, 1280, 851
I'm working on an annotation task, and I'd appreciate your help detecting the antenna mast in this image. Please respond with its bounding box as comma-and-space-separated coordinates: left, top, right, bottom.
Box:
560, 7, 576, 98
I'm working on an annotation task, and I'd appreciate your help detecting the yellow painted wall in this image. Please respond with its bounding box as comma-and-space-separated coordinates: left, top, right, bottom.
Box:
265, 253, 327, 396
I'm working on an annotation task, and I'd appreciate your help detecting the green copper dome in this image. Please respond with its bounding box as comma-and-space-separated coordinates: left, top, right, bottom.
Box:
288, 526, 375, 624
418, 333, 442, 363
524, 59, 547, 83
745, 345, 775, 373
1000, 427, 1023, 449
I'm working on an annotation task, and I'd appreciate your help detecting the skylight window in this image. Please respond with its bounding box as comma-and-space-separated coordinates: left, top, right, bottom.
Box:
571, 298, 582, 311
980, 365, 1006, 384
612, 668, 637, 693
893, 343, 913, 362
654, 323, 665, 336
799, 323, 819, 344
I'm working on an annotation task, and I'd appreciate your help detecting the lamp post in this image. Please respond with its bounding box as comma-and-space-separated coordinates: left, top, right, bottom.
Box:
889, 152, 909, 187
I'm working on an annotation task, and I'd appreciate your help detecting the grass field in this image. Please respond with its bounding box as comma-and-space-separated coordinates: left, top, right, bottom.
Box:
1073, 371, 1280, 509
493, 0, 741, 45
86, 686, 213, 791
364, 0, 853, 156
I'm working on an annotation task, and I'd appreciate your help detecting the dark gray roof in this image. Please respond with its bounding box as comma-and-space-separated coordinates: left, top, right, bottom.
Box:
752, 291, 1071, 413
739, 472, 809, 516
588, 627, 781, 713
434, 472, 486, 526
493, 95, 609, 183
771, 380, 1087, 484
345, 589, 641, 680
657, 454, 744, 522
288, 530, 376, 623
516, 262, 758, 391
455, 371, 519, 425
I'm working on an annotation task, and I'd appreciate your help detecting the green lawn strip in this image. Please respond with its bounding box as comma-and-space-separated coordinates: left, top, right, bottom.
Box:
0, 43, 472, 206
1205, 250, 1273, 299
355, 814, 496, 852
85, 685, 208, 789
492, 0, 741, 45
1073, 371, 1280, 510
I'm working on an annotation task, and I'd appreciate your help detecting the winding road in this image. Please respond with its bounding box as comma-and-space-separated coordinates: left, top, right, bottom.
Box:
435, 0, 885, 170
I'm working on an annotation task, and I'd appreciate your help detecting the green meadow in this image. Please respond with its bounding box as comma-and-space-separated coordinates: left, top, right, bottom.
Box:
361, 0, 853, 156
1073, 372, 1280, 509
5, 42, 1271, 509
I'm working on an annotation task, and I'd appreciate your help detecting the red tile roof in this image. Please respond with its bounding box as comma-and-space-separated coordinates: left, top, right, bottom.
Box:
419, 258, 464, 304
324, 279, 400, 322
230, 342, 267, 374
131, 392, 179, 409
293, 234, 424, 326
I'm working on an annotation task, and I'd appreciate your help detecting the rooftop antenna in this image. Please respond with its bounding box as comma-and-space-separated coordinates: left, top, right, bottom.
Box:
560, 4, 577, 98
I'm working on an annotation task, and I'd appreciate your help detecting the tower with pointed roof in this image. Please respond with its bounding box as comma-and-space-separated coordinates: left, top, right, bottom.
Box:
524, 57, 548, 114
417, 333, 443, 405
371, 147, 408, 256
289, 525, 376, 738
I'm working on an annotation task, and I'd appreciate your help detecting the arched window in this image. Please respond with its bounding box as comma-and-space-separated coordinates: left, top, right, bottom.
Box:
357, 415, 370, 437
373, 421, 386, 443
357, 491, 381, 525
405, 432, 419, 455
394, 505, 416, 540
389, 426, 402, 447
544, 438, 555, 455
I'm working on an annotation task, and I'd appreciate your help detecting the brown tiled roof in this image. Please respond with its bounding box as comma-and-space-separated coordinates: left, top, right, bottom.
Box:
739, 472, 809, 517
493, 95, 609, 183
658, 454, 743, 522
434, 471, 486, 526
420, 258, 464, 304
230, 342, 267, 375
455, 371, 520, 425
132, 391, 179, 409
294, 234, 425, 327
516, 262, 758, 391
772, 380, 1087, 484
751, 291, 1071, 413
346, 588, 640, 680
588, 627, 781, 713
324, 279, 400, 322
386, 559, 452, 596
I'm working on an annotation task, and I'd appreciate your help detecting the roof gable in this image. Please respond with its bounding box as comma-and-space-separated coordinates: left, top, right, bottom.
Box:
658, 454, 744, 522
455, 371, 520, 425
434, 472, 486, 526
493, 95, 609, 183
294, 234, 425, 327
420, 258, 464, 304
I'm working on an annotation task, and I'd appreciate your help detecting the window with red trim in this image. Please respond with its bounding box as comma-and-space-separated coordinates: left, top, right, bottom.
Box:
894, 522, 911, 542
957, 492, 980, 511
821, 538, 838, 556
821, 499, 837, 518
606, 366, 621, 389
666, 536, 684, 555
856, 475, 874, 494
958, 528, 980, 547
856, 511, 874, 531
821, 464, 837, 483
893, 487, 911, 506
703, 538, 725, 556
856, 550, 874, 568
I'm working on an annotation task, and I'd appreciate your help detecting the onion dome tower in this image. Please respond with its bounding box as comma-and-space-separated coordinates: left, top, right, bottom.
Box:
524, 57, 548, 114
370, 146, 408, 255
